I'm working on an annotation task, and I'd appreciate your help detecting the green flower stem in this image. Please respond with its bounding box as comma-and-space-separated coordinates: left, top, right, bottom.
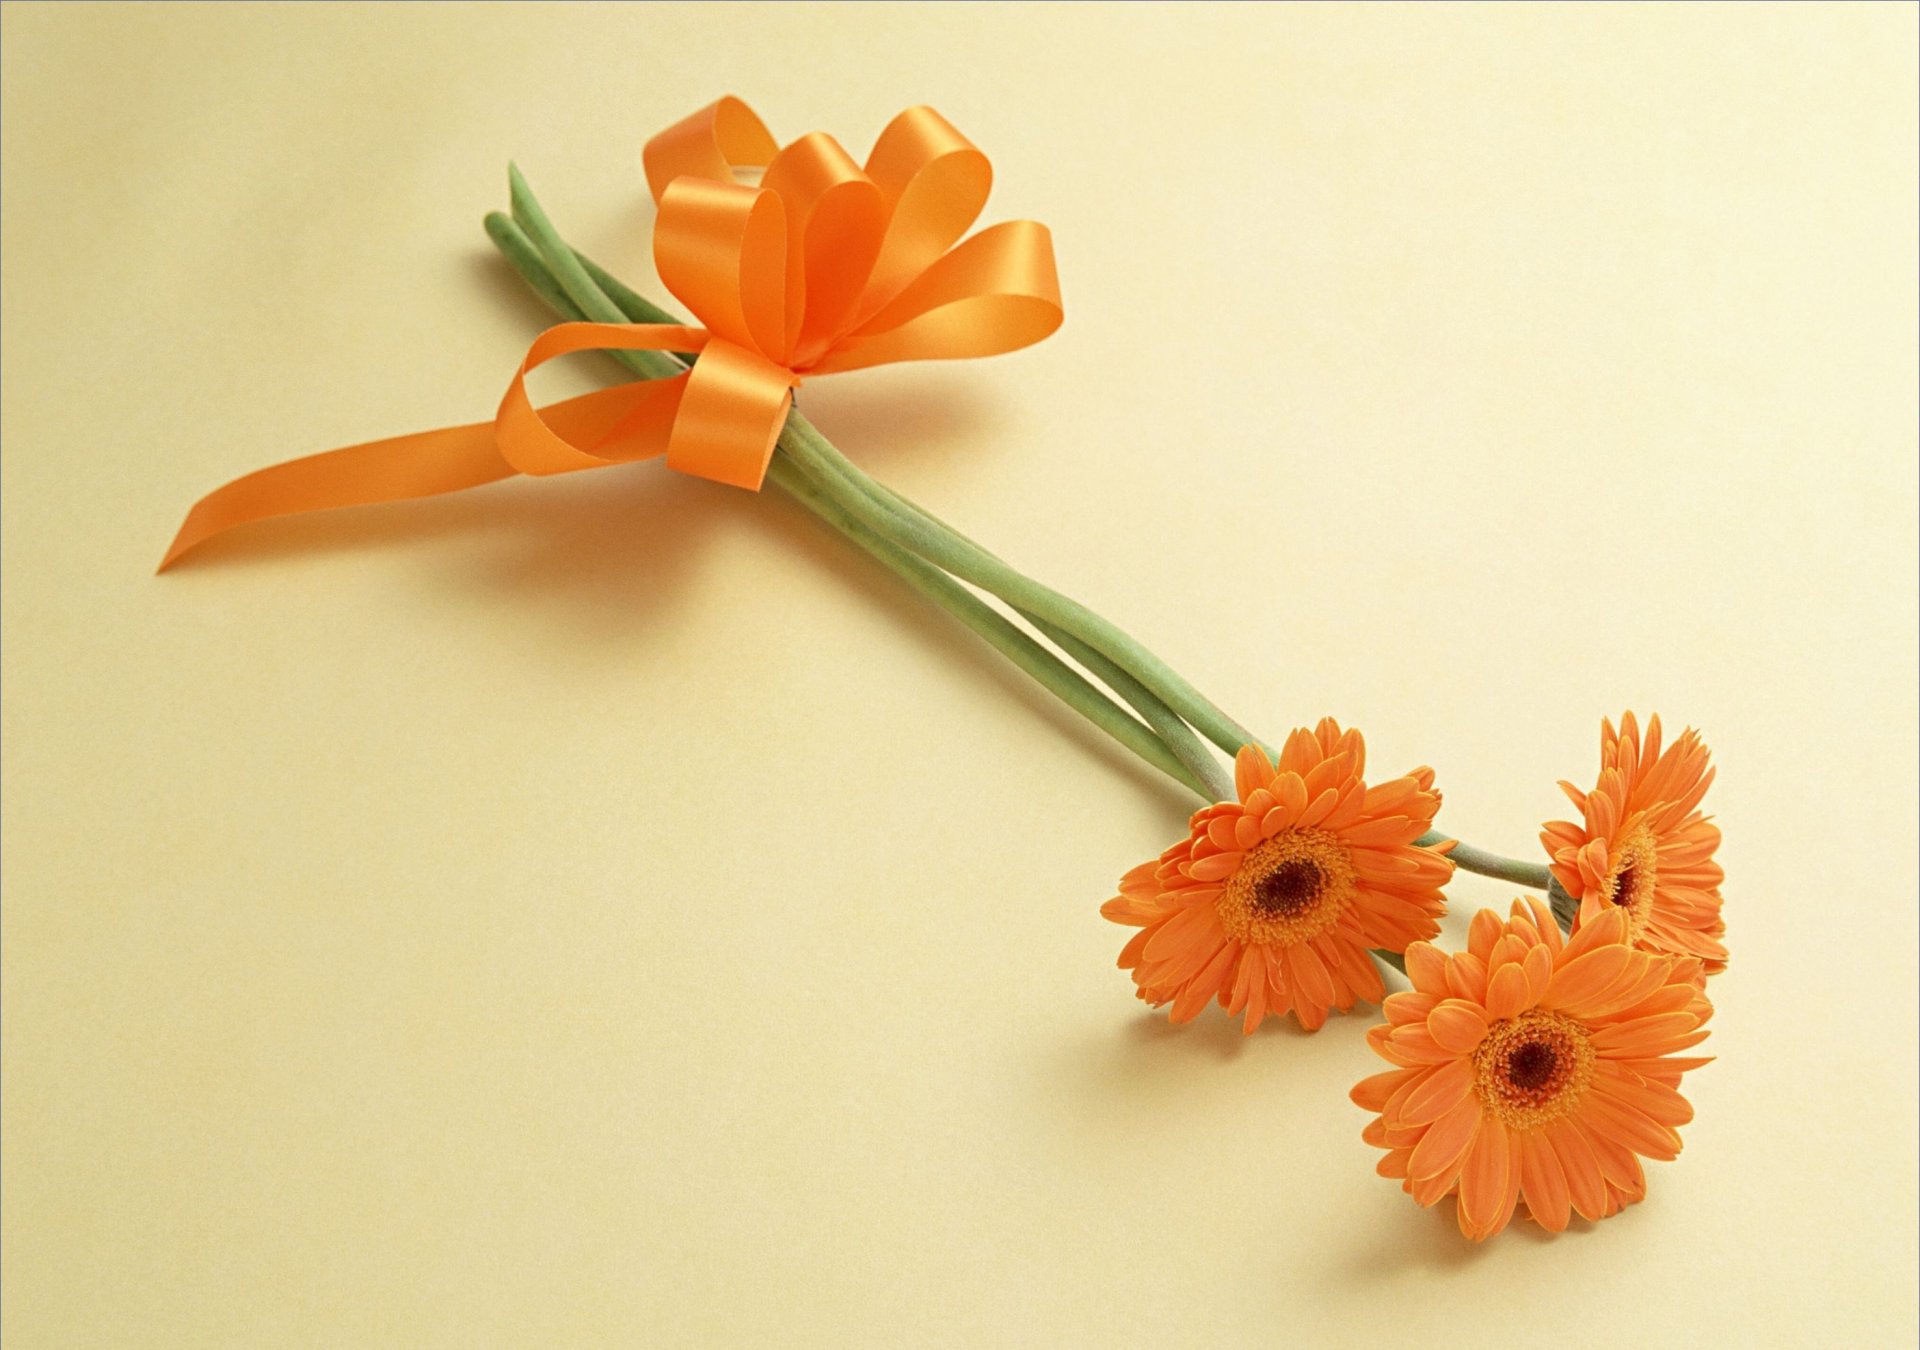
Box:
778, 416, 1266, 761
483, 210, 579, 324
484, 182, 1556, 891
485, 208, 1213, 800
770, 456, 1213, 798
765, 432, 1235, 799
1546, 877, 1580, 933
1015, 613, 1235, 802
484, 212, 657, 378
505, 165, 682, 378
1415, 833, 1554, 891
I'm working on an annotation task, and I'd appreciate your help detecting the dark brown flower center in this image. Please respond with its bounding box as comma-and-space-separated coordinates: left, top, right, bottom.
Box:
1473, 1010, 1596, 1128
1252, 859, 1324, 917
1506, 1040, 1558, 1090
1602, 826, 1660, 938
1216, 829, 1356, 945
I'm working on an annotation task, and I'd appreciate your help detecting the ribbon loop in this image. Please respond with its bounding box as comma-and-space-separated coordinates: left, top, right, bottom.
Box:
654, 179, 794, 362
642, 95, 778, 200
762, 132, 887, 363
809, 221, 1062, 374
665, 340, 797, 490
495, 321, 707, 476
859, 106, 992, 320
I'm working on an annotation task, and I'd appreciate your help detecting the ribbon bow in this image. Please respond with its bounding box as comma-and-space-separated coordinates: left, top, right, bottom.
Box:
160, 97, 1062, 569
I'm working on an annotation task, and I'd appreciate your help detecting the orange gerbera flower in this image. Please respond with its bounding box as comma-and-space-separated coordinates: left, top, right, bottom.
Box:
1541, 713, 1726, 973
1101, 718, 1452, 1034
1352, 899, 1712, 1240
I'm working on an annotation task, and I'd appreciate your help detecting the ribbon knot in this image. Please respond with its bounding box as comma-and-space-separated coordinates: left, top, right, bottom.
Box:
161, 97, 1063, 570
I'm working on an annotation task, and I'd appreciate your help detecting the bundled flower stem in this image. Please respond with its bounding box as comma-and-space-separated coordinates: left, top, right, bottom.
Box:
485, 174, 1552, 905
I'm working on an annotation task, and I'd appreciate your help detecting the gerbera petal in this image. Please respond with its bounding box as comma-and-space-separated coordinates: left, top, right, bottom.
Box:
1233, 813, 1263, 851
1427, 1000, 1491, 1054
1541, 820, 1585, 852
1328, 783, 1374, 833
1590, 1011, 1706, 1058
1484, 962, 1532, 1020
1287, 938, 1337, 1011
1272, 771, 1308, 821
1467, 908, 1504, 962
1394, 1055, 1476, 1128
1225, 942, 1262, 1015
1342, 815, 1418, 847
1585, 956, 1676, 1018
1489, 933, 1531, 972
1545, 1118, 1609, 1222
1407, 1094, 1483, 1182
1302, 751, 1353, 799
1324, 936, 1385, 1006
1592, 1066, 1695, 1128
1240, 967, 1269, 1035
1168, 942, 1238, 1024
1207, 815, 1241, 851
1520, 942, 1555, 1003
1582, 1118, 1650, 1196
1384, 1023, 1460, 1066
1277, 726, 1319, 776
1540, 944, 1634, 1014
1363, 777, 1422, 816
1185, 850, 1245, 882
1350, 1067, 1421, 1112
1577, 838, 1611, 886
1404, 942, 1449, 996
1471, 1134, 1524, 1241
1580, 1087, 1682, 1162
1141, 900, 1224, 970
1445, 952, 1490, 1004
1233, 743, 1274, 801
1563, 906, 1631, 960
1296, 788, 1341, 830
1457, 1117, 1515, 1237
1383, 990, 1438, 1026
1410, 1133, 1472, 1208
1517, 1129, 1573, 1233
1615, 1055, 1713, 1086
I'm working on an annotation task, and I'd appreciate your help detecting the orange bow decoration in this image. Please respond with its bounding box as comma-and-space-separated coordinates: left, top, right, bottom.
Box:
160, 97, 1062, 570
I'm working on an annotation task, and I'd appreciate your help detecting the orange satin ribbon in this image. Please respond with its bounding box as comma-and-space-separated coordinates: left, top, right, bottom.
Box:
161, 97, 1062, 570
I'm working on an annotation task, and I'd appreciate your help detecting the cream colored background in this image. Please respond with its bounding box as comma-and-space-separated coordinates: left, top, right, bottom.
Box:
4, 3, 1915, 1345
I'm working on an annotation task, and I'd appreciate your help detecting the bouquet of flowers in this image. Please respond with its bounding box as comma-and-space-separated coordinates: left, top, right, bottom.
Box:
164, 97, 1726, 1240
